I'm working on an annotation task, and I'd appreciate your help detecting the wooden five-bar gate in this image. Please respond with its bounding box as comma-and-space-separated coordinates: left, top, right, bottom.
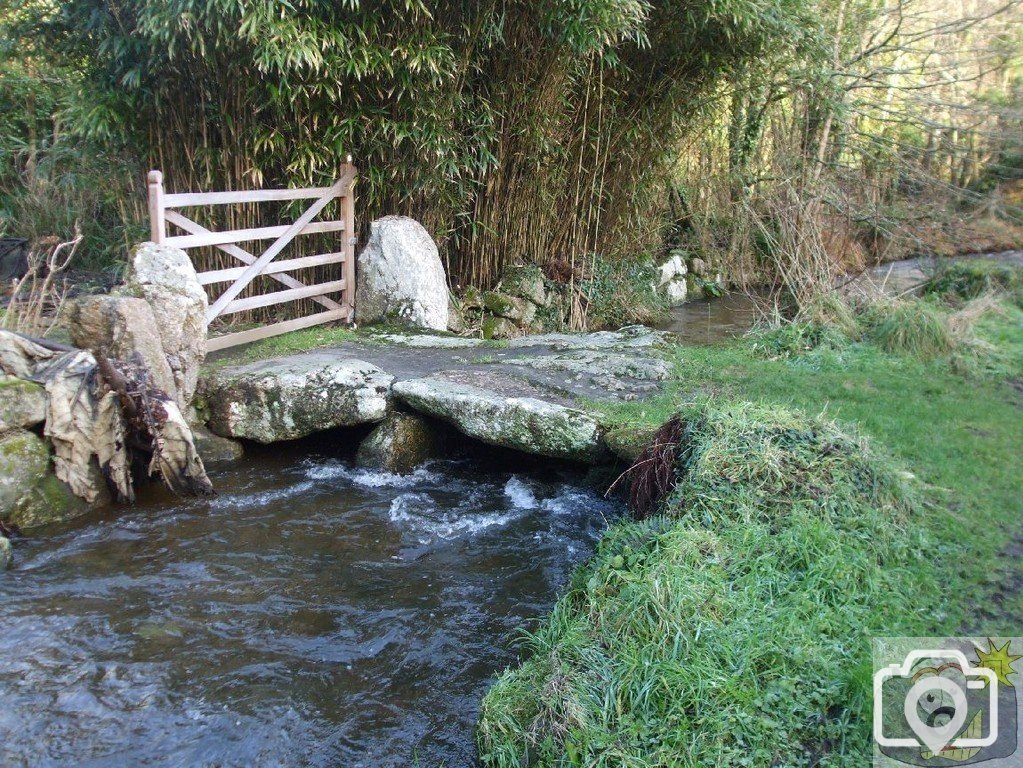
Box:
147, 161, 357, 351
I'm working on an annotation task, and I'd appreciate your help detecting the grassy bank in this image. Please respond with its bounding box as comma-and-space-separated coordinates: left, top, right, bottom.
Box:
477, 268, 1023, 766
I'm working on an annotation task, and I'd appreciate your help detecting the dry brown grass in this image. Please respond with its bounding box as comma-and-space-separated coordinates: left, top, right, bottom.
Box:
2, 228, 82, 337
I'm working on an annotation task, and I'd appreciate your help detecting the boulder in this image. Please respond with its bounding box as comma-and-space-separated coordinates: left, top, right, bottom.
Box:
482, 316, 519, 340
657, 254, 687, 286
69, 295, 178, 398
0, 535, 10, 569
9, 472, 90, 529
0, 429, 87, 529
121, 242, 208, 407
0, 376, 45, 430
484, 292, 536, 325
199, 353, 394, 443
656, 255, 689, 305
356, 410, 443, 474
447, 294, 466, 334
500, 265, 547, 307
687, 257, 708, 276
356, 216, 448, 330
665, 279, 688, 304
602, 424, 660, 464
393, 375, 604, 462
190, 421, 244, 465
0, 429, 48, 516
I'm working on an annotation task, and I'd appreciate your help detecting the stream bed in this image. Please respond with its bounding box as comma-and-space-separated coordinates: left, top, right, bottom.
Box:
0, 443, 622, 767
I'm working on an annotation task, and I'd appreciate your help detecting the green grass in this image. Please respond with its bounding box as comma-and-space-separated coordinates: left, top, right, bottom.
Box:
205, 324, 362, 367
479, 401, 927, 767
924, 258, 1023, 302
478, 294, 1023, 767
598, 301, 1023, 630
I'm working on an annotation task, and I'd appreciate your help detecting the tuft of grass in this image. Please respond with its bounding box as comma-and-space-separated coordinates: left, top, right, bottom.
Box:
478, 401, 927, 767
800, 291, 862, 339
748, 319, 851, 359
862, 299, 956, 357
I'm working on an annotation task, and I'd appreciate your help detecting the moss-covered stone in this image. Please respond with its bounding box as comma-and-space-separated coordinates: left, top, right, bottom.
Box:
0, 535, 11, 569
0, 375, 46, 430
199, 353, 393, 443
0, 430, 50, 512
601, 424, 660, 464
500, 265, 547, 307
0, 429, 88, 529
392, 375, 606, 462
9, 472, 88, 529
484, 292, 536, 324
356, 410, 444, 474
462, 286, 485, 309
482, 315, 519, 340
447, 294, 466, 334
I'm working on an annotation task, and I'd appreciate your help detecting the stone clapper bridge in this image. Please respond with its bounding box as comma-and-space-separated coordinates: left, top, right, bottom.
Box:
196, 325, 673, 468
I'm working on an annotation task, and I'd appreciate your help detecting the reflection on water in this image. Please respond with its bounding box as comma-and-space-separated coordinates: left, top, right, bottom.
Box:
657, 292, 759, 345
0, 445, 621, 767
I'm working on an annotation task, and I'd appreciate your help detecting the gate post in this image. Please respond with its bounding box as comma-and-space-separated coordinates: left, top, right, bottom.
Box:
147, 170, 166, 244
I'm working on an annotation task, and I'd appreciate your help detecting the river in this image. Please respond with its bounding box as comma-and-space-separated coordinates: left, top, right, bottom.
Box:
0, 441, 621, 767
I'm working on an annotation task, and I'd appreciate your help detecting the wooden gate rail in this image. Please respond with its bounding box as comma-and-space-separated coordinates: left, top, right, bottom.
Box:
148, 161, 357, 352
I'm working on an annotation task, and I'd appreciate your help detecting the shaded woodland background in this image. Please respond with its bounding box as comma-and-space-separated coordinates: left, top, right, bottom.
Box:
1, 0, 1021, 315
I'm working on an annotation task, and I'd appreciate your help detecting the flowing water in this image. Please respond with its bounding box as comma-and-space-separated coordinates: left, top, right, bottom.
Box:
658, 251, 1023, 344
0, 442, 622, 767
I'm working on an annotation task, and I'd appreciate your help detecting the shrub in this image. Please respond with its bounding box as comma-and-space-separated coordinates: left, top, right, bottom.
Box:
19, 0, 819, 286
478, 401, 924, 767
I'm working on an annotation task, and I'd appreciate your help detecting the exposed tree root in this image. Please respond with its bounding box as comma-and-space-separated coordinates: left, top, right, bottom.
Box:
627, 415, 685, 520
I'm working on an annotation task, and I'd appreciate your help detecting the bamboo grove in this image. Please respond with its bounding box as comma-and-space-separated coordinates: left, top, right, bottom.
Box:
2, 0, 1021, 304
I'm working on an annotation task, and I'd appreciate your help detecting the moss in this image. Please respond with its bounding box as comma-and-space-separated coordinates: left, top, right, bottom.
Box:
483, 292, 516, 316
9, 472, 88, 529
0, 377, 37, 390
601, 423, 659, 464
462, 286, 485, 309
0, 430, 88, 529
0, 376, 46, 429
482, 316, 516, 340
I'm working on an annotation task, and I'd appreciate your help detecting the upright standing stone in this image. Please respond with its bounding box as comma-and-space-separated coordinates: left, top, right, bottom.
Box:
69, 295, 178, 398
356, 216, 449, 331
121, 242, 208, 408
